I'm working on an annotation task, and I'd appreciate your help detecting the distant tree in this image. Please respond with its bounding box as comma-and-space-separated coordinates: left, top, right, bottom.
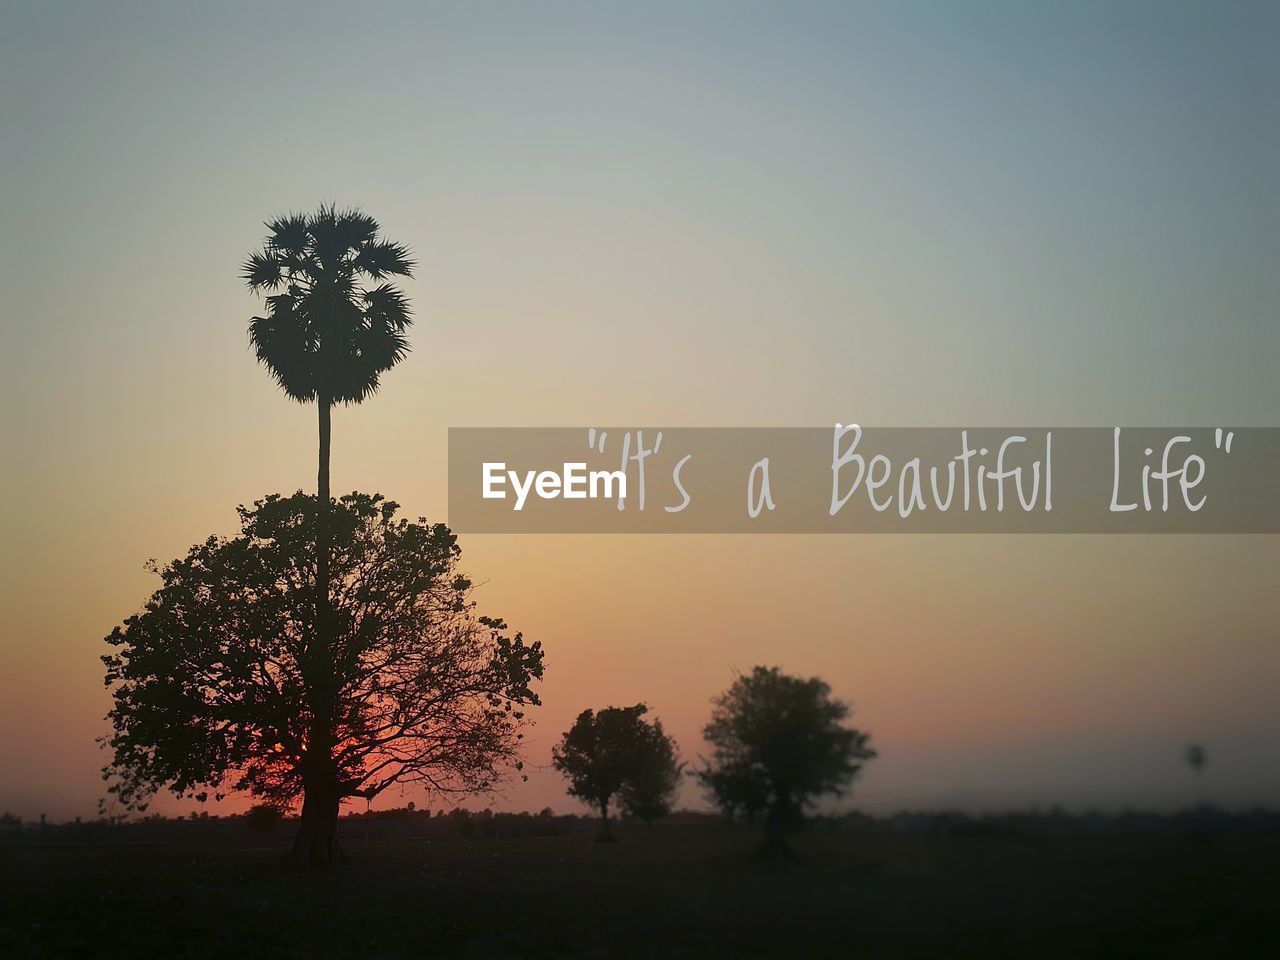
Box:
619, 719, 683, 826
1186, 742, 1209, 807
241, 206, 414, 862
244, 804, 283, 833
697, 666, 875, 855
552, 704, 676, 840
102, 492, 543, 863
1186, 743, 1207, 774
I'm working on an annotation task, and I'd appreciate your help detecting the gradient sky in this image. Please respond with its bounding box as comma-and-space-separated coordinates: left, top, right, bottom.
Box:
2, 1, 1277, 821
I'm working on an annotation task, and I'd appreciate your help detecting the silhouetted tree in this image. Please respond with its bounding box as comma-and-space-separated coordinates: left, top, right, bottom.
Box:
619, 720, 683, 826
552, 704, 674, 840
1186, 743, 1207, 774
241, 207, 413, 860
102, 492, 542, 863
244, 803, 284, 833
1186, 742, 1209, 807
697, 666, 875, 855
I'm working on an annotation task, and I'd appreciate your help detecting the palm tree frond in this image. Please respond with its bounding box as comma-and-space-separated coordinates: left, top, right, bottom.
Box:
307, 204, 357, 268
355, 240, 415, 280
265, 213, 310, 259
241, 251, 284, 291
333, 208, 379, 253
249, 297, 318, 402
328, 327, 409, 404
362, 284, 413, 331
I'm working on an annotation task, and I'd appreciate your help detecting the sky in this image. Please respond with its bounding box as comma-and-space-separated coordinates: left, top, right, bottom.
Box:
1, 1, 1277, 821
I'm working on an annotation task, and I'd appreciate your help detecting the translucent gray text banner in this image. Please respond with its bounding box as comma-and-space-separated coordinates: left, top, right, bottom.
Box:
448, 428, 1279, 533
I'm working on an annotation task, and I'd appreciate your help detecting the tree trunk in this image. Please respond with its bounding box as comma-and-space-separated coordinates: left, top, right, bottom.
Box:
292, 395, 341, 865
292, 777, 341, 865
762, 817, 788, 857
596, 798, 617, 842
316, 394, 331, 631
761, 802, 793, 859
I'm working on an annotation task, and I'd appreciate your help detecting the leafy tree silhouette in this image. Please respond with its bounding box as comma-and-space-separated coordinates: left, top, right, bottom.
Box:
697, 666, 875, 856
244, 803, 284, 834
102, 493, 542, 861
619, 719, 683, 826
552, 704, 677, 840
241, 207, 413, 862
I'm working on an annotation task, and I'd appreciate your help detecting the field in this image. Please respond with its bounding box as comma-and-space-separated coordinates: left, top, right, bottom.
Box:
2, 817, 1278, 958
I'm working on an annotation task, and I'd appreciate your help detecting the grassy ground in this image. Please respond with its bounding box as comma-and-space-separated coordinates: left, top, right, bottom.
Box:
2, 821, 1277, 958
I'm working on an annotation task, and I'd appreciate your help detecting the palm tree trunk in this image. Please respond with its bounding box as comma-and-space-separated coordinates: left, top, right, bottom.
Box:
316, 394, 331, 613
293, 394, 339, 864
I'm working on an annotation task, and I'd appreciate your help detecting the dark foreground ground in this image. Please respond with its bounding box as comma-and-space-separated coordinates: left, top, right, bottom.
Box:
2, 819, 1278, 959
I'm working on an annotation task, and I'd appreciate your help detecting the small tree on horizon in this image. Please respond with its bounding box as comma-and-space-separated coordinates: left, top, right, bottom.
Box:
619, 719, 683, 826
1186, 743, 1207, 774
102, 492, 543, 861
1186, 742, 1209, 807
697, 666, 875, 856
244, 803, 285, 833
551, 704, 677, 840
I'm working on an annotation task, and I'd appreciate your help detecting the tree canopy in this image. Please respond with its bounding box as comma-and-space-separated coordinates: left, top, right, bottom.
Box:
242, 205, 414, 406
102, 492, 543, 816
697, 666, 875, 849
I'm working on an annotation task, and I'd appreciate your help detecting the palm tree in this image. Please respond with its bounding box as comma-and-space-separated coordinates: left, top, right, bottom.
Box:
241, 205, 414, 862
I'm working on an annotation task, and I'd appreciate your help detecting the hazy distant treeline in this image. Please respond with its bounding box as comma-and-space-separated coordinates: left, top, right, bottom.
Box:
5, 805, 1276, 846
